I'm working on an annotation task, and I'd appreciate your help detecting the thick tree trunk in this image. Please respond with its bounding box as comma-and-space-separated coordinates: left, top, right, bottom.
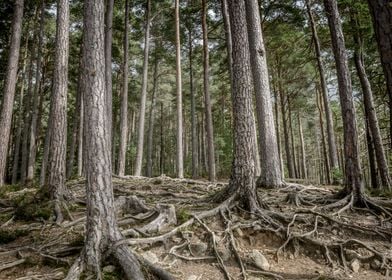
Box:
175, 0, 184, 178
117, 0, 130, 176
77, 96, 84, 177
47, 0, 69, 223
365, 117, 379, 188
65, 1, 147, 278
188, 27, 198, 179
202, 0, 216, 182
306, 0, 339, 177
27, 0, 45, 182
0, 0, 24, 186
135, 0, 151, 176
324, 0, 363, 202
146, 53, 159, 178
367, 0, 392, 148
219, 0, 260, 211
280, 87, 295, 179
245, 0, 282, 188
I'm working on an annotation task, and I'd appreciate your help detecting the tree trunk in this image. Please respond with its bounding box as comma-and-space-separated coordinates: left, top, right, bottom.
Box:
365, 117, 379, 188
202, 0, 216, 182
367, 0, 392, 148
245, 0, 282, 188
146, 52, 159, 178
12, 40, 29, 185
219, 0, 260, 211
280, 87, 295, 179
105, 0, 114, 156
188, 26, 198, 179
77, 96, 84, 177
306, 0, 339, 177
65, 1, 146, 278
298, 114, 307, 179
324, 0, 363, 201
175, 0, 184, 178
135, 0, 151, 176
0, 0, 24, 186
47, 0, 69, 223
353, 31, 391, 190
117, 0, 130, 176
26, 0, 45, 182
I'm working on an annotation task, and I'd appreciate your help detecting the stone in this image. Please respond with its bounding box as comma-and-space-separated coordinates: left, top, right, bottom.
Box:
234, 228, 244, 237
250, 249, 270, 271
253, 224, 262, 231
187, 275, 199, 280
142, 251, 159, 264
190, 242, 208, 256
103, 265, 116, 273
350, 259, 360, 273
370, 259, 381, 270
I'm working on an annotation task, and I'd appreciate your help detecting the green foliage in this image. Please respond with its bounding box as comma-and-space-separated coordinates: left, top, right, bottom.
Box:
367, 188, 392, 198
331, 168, 343, 183
13, 188, 52, 221
0, 228, 28, 244
176, 208, 190, 224
0, 184, 23, 198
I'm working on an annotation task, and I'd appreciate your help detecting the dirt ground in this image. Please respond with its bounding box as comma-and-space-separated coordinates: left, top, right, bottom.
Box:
0, 176, 391, 279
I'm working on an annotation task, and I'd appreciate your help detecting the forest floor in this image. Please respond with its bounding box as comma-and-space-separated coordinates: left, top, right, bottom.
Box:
0, 175, 391, 280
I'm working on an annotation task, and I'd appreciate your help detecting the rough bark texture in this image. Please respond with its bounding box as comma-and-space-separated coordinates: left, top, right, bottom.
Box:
352, 19, 391, 190
367, 0, 392, 148
298, 114, 307, 179
117, 0, 130, 176
202, 0, 216, 182
27, 0, 46, 182
224, 0, 259, 211
0, 0, 24, 186
134, 0, 151, 176
47, 0, 69, 223
324, 0, 363, 201
66, 1, 144, 278
317, 85, 331, 184
280, 87, 295, 179
105, 0, 114, 156
175, 0, 184, 178
245, 0, 282, 188
306, 0, 339, 176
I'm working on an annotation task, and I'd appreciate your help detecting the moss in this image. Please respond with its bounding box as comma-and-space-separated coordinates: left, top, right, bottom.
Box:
12, 188, 53, 221
152, 178, 162, 185
0, 184, 23, 198
176, 208, 191, 224
69, 234, 85, 247
367, 188, 392, 198
0, 228, 29, 244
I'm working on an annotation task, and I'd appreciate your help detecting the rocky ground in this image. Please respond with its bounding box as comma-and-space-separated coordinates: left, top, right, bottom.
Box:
0, 176, 391, 279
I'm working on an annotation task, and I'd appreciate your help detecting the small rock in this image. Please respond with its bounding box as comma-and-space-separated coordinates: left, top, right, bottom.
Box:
189, 242, 208, 256
187, 275, 199, 280
370, 259, 381, 270
288, 253, 294, 260
142, 251, 159, 264
248, 277, 262, 280
250, 249, 270, 271
253, 225, 262, 231
103, 265, 116, 273
218, 247, 231, 261
332, 229, 338, 235
234, 228, 244, 237
350, 259, 360, 273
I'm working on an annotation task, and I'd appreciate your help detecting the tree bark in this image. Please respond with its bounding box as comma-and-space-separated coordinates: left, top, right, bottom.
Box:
105, 0, 114, 157
367, 0, 392, 148
280, 87, 295, 179
298, 114, 307, 179
26, 0, 46, 183
47, 0, 69, 224
202, 0, 216, 182
146, 51, 159, 178
219, 0, 260, 211
188, 25, 198, 179
324, 0, 363, 201
65, 1, 147, 278
306, 0, 339, 177
351, 12, 391, 190
175, 0, 184, 178
0, 0, 24, 186
117, 0, 130, 176
245, 0, 283, 188
135, 0, 151, 176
